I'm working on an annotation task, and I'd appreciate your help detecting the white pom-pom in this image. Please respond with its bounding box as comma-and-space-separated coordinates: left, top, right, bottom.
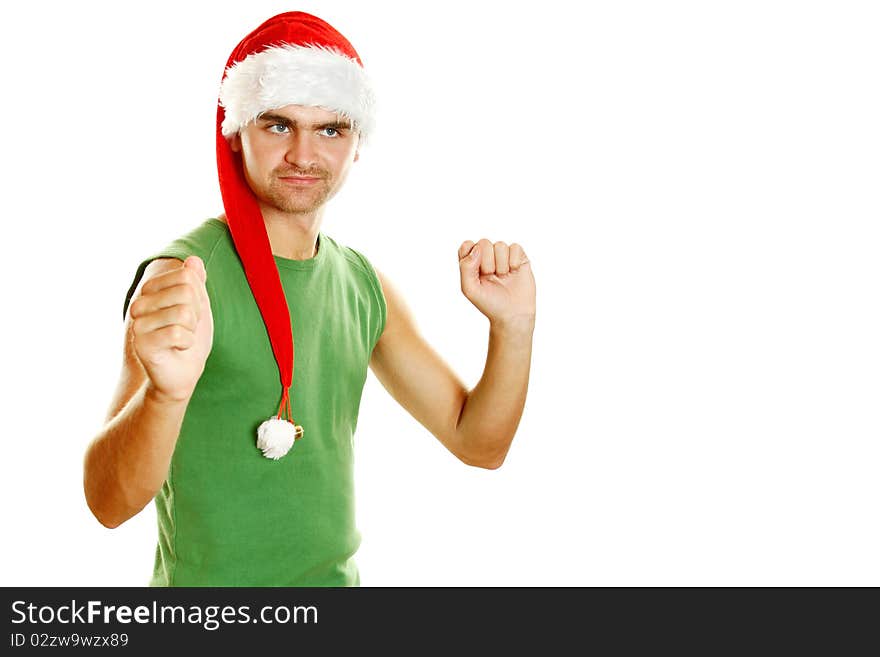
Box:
256, 417, 297, 460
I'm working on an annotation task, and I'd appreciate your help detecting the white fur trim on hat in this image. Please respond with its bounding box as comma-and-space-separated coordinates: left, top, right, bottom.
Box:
219, 44, 375, 140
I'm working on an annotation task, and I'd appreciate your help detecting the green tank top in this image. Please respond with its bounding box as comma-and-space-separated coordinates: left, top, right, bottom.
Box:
122, 218, 386, 586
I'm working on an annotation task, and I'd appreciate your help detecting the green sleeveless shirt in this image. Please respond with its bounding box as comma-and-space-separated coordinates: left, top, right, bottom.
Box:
122, 218, 386, 586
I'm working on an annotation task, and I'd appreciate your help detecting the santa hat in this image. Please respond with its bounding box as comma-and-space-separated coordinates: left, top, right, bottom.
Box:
216, 12, 375, 459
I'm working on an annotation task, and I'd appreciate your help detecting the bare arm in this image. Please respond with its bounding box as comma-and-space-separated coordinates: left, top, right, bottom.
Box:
83, 256, 213, 527
84, 368, 190, 528
369, 239, 535, 469
456, 316, 535, 467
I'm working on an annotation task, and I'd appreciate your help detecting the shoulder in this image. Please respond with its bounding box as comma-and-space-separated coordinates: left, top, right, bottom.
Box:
322, 234, 378, 279
160, 218, 229, 266
122, 219, 227, 320
321, 234, 385, 293
320, 234, 390, 345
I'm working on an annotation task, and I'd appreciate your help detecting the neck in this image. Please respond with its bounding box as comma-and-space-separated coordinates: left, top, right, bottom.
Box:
219, 204, 323, 261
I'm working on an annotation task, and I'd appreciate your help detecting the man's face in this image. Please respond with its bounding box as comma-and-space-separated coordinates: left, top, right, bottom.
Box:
230, 104, 360, 215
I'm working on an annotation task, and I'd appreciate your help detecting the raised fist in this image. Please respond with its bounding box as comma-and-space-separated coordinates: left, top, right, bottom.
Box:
128, 256, 214, 403
458, 239, 535, 327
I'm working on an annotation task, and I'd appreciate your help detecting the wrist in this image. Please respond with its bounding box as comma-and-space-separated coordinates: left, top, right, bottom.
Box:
143, 382, 193, 408
489, 314, 536, 338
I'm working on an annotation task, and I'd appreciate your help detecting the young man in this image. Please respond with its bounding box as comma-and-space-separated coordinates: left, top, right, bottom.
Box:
83, 11, 535, 586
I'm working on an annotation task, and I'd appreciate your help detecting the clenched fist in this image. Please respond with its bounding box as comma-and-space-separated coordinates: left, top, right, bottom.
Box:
128, 256, 214, 403
458, 239, 536, 327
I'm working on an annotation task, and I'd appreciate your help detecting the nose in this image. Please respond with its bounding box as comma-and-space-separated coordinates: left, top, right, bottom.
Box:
284, 130, 318, 170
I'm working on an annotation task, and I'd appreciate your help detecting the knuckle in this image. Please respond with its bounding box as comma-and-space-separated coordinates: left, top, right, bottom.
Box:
174, 305, 195, 327
190, 278, 206, 298
168, 325, 186, 343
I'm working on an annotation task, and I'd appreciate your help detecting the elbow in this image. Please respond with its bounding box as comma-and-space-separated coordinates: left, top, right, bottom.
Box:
459, 454, 506, 470
84, 491, 125, 529
84, 483, 151, 529
84, 480, 127, 529
480, 451, 508, 470
83, 469, 145, 530
83, 460, 121, 529
96, 513, 124, 530
455, 440, 510, 471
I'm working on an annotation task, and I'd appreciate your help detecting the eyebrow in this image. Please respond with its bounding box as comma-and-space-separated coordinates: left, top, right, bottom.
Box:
256, 112, 352, 130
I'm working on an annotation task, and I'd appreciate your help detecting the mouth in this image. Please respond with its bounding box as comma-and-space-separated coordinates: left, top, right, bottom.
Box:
279, 175, 322, 183
277, 174, 326, 188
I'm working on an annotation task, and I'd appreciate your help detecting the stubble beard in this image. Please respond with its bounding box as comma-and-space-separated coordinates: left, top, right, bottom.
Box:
261, 168, 335, 215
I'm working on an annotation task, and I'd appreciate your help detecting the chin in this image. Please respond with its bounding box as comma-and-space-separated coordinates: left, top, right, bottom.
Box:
265, 186, 332, 215
279, 198, 329, 215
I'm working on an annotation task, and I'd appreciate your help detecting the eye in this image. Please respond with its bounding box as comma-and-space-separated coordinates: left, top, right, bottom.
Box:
320, 127, 340, 138
268, 124, 289, 134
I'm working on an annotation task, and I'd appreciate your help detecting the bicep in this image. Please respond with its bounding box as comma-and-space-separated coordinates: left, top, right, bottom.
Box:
369, 269, 469, 455
104, 258, 181, 423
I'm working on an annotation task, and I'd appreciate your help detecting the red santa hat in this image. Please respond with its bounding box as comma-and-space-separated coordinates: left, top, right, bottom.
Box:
216, 11, 375, 459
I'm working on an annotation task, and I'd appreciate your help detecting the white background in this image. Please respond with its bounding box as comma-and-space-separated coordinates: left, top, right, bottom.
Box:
0, 0, 877, 586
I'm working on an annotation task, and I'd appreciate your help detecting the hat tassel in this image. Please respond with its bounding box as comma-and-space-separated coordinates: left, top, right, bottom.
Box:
256, 387, 304, 460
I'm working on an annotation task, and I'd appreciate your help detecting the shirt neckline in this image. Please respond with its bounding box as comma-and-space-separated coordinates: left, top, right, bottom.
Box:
206, 217, 326, 272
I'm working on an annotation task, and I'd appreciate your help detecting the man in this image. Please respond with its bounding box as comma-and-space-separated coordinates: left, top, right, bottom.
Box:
83, 11, 535, 586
